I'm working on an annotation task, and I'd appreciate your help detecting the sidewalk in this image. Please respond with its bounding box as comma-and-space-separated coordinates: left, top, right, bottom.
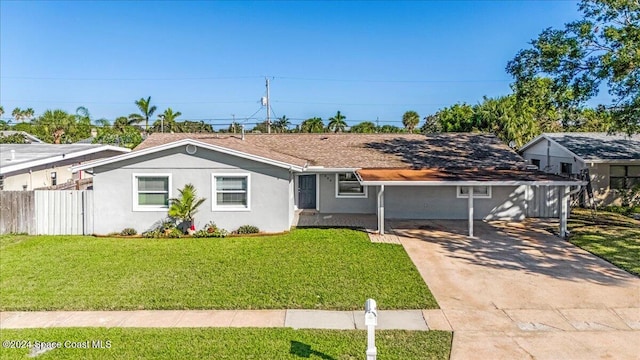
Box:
0, 309, 450, 331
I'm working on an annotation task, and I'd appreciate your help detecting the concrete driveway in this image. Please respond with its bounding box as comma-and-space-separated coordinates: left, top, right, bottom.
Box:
393, 220, 640, 360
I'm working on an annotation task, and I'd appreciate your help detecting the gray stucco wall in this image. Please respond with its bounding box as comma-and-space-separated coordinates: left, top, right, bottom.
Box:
385, 185, 526, 220
316, 173, 376, 214
92, 146, 293, 234
521, 139, 585, 174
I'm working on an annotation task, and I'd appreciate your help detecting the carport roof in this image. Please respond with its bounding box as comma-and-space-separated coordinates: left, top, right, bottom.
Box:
356, 168, 582, 186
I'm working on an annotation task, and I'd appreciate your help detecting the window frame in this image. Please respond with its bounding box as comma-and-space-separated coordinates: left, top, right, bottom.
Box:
335, 172, 367, 198
212, 173, 251, 211
132, 173, 172, 212
610, 165, 640, 190
456, 185, 492, 199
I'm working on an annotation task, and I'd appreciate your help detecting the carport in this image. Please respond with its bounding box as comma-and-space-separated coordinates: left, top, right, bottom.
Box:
356, 168, 584, 238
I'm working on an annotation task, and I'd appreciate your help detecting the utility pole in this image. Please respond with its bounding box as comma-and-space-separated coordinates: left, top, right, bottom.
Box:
231, 114, 236, 133
266, 77, 271, 134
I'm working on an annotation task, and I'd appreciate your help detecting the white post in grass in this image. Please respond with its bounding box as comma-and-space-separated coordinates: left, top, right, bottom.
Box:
365, 299, 378, 360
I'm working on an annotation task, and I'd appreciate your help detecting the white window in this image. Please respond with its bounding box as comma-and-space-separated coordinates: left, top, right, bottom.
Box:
457, 186, 491, 198
212, 174, 250, 211
336, 173, 367, 197
133, 174, 172, 211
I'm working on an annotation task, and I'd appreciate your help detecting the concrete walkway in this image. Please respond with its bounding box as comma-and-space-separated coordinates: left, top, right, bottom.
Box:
394, 219, 640, 360
0, 309, 447, 331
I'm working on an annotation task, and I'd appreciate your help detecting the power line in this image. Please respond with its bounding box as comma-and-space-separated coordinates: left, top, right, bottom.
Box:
1, 74, 512, 83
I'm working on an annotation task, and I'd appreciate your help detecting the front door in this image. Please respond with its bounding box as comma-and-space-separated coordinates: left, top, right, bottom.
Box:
298, 175, 317, 209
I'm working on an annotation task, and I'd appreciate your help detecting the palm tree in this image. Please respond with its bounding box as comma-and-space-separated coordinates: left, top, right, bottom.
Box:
0, 106, 4, 119
300, 117, 325, 133
23, 108, 35, 122
155, 108, 182, 133
129, 96, 157, 132
37, 109, 74, 144
113, 116, 131, 133
402, 111, 420, 132
94, 118, 111, 127
12, 107, 22, 122
169, 183, 206, 232
327, 111, 347, 132
274, 115, 290, 133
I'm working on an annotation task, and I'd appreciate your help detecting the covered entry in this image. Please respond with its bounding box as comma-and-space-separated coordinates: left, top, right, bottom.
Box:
356, 168, 583, 238
298, 174, 317, 210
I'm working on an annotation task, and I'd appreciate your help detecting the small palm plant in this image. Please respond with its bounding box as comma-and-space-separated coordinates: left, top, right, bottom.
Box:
168, 184, 206, 234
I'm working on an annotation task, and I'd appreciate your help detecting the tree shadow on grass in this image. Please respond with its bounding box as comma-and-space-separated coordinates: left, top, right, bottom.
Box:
290, 340, 336, 360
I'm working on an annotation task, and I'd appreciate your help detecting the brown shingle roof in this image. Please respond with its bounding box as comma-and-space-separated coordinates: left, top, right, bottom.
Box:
136, 133, 526, 169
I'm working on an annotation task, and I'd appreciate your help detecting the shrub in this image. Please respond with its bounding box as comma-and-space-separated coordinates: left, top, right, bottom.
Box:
193, 228, 228, 238
120, 228, 137, 236
236, 225, 260, 234
143, 219, 181, 238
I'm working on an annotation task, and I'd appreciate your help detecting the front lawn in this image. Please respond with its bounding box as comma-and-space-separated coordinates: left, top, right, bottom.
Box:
0, 229, 437, 310
0, 328, 452, 360
568, 208, 640, 276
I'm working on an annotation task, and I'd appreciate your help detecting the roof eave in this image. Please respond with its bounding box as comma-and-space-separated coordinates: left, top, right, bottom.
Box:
359, 180, 585, 186
584, 158, 640, 164
1, 145, 130, 175
71, 139, 304, 172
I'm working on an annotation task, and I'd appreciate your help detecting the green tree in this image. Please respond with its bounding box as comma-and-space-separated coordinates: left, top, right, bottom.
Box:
402, 111, 420, 132
507, 0, 640, 133
180, 120, 213, 133
433, 103, 476, 132
228, 121, 241, 133
421, 115, 441, 133
328, 111, 347, 132
169, 183, 206, 232
350, 121, 377, 133
12, 107, 23, 122
300, 117, 325, 133
129, 96, 157, 132
23, 108, 35, 122
0, 106, 4, 118
153, 108, 182, 133
35, 110, 74, 144
378, 124, 403, 133
93, 126, 143, 149
274, 115, 291, 133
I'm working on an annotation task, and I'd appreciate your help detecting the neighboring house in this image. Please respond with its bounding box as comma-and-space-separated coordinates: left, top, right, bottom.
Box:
0, 144, 130, 191
0, 131, 44, 143
519, 132, 640, 206
73, 133, 579, 237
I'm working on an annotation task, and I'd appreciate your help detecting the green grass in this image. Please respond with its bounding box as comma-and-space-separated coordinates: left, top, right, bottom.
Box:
568, 209, 640, 276
0, 229, 437, 311
0, 328, 452, 360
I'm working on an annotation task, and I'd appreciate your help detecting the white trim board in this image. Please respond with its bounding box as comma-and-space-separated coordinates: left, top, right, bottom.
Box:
1, 145, 129, 175
71, 139, 305, 173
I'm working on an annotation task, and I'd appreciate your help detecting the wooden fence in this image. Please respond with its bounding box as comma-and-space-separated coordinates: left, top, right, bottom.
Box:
0, 190, 93, 235
0, 191, 35, 234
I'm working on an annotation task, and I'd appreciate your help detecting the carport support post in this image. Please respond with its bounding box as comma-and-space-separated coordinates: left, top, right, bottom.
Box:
377, 185, 385, 235
468, 186, 474, 237
559, 185, 569, 238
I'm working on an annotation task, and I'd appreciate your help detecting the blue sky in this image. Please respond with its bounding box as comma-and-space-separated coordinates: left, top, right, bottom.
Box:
0, 1, 593, 129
